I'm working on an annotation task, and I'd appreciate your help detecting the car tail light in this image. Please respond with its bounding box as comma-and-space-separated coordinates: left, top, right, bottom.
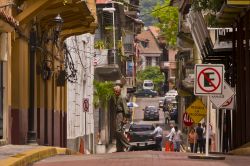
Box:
126, 132, 131, 142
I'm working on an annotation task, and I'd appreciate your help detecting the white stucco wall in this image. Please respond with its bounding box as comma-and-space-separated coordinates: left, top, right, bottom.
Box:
65, 34, 95, 153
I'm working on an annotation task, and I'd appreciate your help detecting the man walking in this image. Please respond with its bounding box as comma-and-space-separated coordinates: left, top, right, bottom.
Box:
196, 123, 204, 153
113, 85, 131, 152
151, 124, 163, 151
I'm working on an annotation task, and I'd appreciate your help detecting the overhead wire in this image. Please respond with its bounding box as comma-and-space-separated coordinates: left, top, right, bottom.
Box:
139, 4, 169, 17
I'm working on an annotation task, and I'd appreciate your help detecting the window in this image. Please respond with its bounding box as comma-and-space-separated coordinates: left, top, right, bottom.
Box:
141, 39, 149, 48
155, 57, 160, 66
146, 57, 152, 66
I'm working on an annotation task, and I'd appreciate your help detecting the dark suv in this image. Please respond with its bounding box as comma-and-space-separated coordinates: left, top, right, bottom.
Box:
143, 106, 159, 121
134, 89, 157, 98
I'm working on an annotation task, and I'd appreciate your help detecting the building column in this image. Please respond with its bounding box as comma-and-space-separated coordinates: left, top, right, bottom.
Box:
244, 11, 250, 142
27, 28, 37, 143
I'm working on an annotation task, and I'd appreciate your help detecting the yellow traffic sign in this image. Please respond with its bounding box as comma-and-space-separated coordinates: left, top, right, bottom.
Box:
186, 99, 207, 123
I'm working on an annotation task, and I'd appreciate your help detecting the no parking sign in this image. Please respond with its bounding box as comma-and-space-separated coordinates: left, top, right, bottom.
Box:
194, 64, 224, 95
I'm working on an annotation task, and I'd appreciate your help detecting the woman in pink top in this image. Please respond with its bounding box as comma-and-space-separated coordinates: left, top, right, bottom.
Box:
188, 128, 197, 153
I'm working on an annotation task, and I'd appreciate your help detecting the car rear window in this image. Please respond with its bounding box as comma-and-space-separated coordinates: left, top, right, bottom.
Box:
144, 83, 153, 87
129, 125, 155, 132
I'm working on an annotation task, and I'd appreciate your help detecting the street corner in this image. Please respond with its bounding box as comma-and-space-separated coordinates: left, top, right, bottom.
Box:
228, 144, 250, 156
0, 146, 58, 166
56, 147, 79, 155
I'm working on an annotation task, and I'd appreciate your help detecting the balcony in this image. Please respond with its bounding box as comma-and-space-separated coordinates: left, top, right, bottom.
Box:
160, 61, 170, 70
94, 49, 121, 81
160, 61, 177, 70
124, 43, 134, 55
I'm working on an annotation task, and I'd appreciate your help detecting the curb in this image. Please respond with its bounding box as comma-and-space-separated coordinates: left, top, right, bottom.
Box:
188, 154, 225, 160
228, 147, 250, 156
0, 146, 75, 166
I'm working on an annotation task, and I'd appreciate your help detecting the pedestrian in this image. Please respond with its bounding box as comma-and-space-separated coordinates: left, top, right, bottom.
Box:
166, 123, 175, 150
195, 123, 204, 153
172, 126, 182, 152
113, 85, 131, 152
202, 122, 212, 153
188, 127, 197, 153
151, 124, 163, 151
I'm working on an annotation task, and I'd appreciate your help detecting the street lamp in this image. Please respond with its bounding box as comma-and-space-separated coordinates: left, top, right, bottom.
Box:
103, 5, 116, 64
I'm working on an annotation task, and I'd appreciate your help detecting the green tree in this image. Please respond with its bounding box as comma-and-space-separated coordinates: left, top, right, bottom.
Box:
139, 0, 164, 26
93, 81, 115, 108
151, 0, 178, 47
136, 66, 164, 92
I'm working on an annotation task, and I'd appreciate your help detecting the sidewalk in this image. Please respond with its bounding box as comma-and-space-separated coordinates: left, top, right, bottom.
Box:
0, 145, 75, 166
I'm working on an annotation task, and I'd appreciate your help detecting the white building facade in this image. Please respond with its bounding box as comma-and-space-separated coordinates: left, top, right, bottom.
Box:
65, 34, 95, 154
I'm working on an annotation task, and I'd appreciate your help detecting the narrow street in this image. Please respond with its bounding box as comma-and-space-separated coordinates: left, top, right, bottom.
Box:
133, 97, 165, 124
32, 150, 250, 166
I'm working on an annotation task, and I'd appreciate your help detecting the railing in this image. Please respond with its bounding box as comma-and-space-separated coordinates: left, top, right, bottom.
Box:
95, 49, 118, 66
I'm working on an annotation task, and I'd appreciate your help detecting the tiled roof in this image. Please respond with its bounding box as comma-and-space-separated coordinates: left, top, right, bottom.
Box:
148, 26, 160, 38
136, 28, 162, 55
0, 9, 19, 29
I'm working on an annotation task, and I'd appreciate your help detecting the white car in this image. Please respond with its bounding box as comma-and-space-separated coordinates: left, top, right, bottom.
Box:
165, 89, 178, 98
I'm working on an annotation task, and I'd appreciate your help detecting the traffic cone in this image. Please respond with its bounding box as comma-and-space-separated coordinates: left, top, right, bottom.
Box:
165, 141, 173, 151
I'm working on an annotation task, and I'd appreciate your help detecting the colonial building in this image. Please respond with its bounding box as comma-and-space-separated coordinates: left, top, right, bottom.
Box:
0, 2, 19, 145
2, 0, 97, 147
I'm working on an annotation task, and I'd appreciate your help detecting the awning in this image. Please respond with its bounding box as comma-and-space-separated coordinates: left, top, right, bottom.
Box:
216, 2, 245, 27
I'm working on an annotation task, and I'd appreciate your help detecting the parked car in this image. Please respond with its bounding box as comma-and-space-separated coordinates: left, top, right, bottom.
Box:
125, 123, 156, 151
134, 89, 157, 98
143, 106, 160, 121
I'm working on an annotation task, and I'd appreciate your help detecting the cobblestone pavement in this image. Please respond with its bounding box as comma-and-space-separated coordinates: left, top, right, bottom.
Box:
33, 151, 250, 166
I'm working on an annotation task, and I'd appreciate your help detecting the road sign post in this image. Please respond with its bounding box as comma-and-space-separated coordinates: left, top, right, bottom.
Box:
205, 96, 210, 156
191, 64, 226, 160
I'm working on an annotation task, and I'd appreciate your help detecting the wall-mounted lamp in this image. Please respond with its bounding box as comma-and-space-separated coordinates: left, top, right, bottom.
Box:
52, 14, 63, 43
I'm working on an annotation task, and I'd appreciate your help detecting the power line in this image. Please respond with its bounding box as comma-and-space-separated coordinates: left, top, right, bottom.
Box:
140, 4, 169, 17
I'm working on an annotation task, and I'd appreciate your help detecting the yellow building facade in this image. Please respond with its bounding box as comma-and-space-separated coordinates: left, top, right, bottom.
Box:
0, 0, 96, 146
